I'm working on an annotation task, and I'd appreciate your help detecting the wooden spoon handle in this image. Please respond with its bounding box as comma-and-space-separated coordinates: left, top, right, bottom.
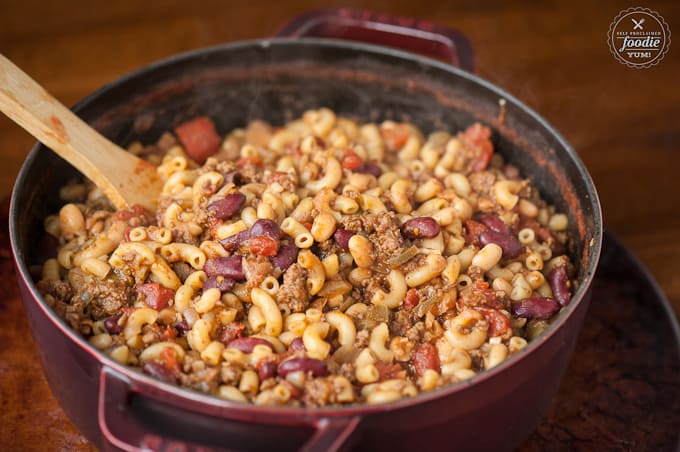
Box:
0, 54, 161, 210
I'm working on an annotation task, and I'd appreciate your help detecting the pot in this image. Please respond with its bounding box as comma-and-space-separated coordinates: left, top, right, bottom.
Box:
9, 9, 602, 452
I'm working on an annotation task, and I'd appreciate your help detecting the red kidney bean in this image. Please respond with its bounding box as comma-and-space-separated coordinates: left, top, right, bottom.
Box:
357, 161, 382, 177
250, 219, 281, 240
204, 256, 244, 280
142, 361, 178, 385
227, 337, 274, 354
412, 343, 440, 377
511, 297, 560, 319
257, 360, 278, 381
478, 214, 512, 235
333, 228, 355, 251
203, 275, 235, 292
402, 217, 440, 239
463, 219, 487, 246
173, 320, 190, 336
104, 313, 123, 334
136, 283, 175, 310
289, 337, 306, 351
216, 322, 245, 345
270, 243, 298, 270
277, 358, 328, 378
479, 230, 524, 259
549, 266, 571, 306
207, 193, 246, 220
219, 229, 250, 252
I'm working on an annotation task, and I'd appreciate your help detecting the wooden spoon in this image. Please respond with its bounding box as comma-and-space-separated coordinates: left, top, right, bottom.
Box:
0, 54, 162, 211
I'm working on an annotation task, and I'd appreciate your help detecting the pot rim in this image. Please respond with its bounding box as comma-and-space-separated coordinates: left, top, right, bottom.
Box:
10, 37, 603, 417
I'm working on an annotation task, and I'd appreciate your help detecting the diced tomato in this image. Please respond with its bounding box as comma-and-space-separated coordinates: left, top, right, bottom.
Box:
412, 343, 440, 377
136, 283, 175, 310
160, 326, 178, 341
461, 123, 493, 172
381, 123, 411, 150
174, 116, 221, 164
341, 150, 363, 170
303, 222, 313, 230
403, 288, 420, 311
123, 226, 133, 242
159, 346, 181, 374
113, 204, 154, 224
474, 280, 490, 291
475, 307, 510, 337
375, 361, 405, 381
236, 156, 263, 167
247, 236, 279, 257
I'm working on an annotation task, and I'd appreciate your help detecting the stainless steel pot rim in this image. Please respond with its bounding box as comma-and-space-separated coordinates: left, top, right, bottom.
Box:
9, 37, 603, 416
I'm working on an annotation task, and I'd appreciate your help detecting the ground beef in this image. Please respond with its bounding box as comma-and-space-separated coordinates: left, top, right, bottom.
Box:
243, 255, 274, 290
302, 378, 333, 407
219, 362, 242, 385
314, 239, 343, 259
171, 262, 194, 283
276, 263, 310, 312
67, 268, 131, 320
339, 212, 405, 273
197, 157, 237, 178
266, 171, 297, 192
468, 171, 496, 196
180, 354, 219, 393
391, 310, 414, 337
354, 330, 370, 349
36, 279, 72, 303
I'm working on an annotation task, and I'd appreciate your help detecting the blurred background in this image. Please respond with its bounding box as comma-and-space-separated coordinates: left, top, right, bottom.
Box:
2, 0, 677, 318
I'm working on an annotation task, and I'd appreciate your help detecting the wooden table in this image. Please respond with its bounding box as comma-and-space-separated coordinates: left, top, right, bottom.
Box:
1, 1, 678, 450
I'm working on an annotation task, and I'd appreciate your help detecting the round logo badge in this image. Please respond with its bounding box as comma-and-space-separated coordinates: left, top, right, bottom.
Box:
608, 7, 671, 69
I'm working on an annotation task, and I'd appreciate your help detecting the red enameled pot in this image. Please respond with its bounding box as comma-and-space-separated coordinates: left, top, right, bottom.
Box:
9, 9, 602, 452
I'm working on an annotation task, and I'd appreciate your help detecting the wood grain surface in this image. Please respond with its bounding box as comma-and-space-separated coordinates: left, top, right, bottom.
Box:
1, 1, 678, 450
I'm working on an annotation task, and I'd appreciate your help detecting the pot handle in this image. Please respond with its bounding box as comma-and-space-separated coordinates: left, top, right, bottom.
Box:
275, 8, 474, 72
98, 366, 362, 451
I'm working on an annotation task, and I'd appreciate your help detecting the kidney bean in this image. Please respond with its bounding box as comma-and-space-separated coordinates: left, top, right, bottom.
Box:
249, 219, 281, 240
203, 275, 235, 292
413, 343, 440, 377
257, 360, 278, 381
270, 243, 298, 271
289, 337, 306, 351
136, 283, 175, 310
216, 322, 245, 345
142, 361, 178, 385
219, 229, 250, 252
173, 320, 190, 336
464, 219, 488, 246
479, 230, 524, 259
227, 337, 274, 354
333, 228, 355, 251
478, 214, 512, 235
204, 256, 244, 280
357, 161, 382, 177
549, 266, 571, 306
207, 193, 246, 220
277, 358, 328, 378
511, 297, 560, 319
402, 217, 440, 239
104, 313, 123, 334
